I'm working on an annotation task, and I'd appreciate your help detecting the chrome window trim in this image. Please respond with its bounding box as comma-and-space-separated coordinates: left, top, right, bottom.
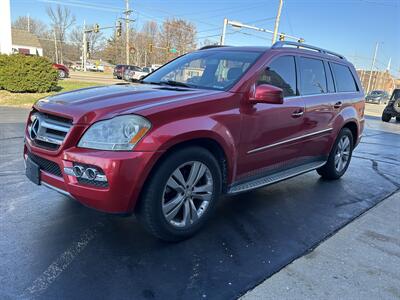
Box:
247, 127, 333, 154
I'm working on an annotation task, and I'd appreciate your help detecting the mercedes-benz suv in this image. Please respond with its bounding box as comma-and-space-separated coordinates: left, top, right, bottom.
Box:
24, 42, 365, 241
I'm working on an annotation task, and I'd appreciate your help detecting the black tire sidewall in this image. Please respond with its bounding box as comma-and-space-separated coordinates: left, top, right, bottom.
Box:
58, 70, 65, 78
138, 147, 222, 240
382, 113, 391, 122
318, 128, 354, 179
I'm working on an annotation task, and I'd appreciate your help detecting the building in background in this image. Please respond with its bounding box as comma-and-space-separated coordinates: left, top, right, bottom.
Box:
357, 70, 397, 93
0, 0, 12, 54
11, 29, 43, 56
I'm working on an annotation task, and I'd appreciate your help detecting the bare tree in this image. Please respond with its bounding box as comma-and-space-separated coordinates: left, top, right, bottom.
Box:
69, 25, 105, 59
159, 18, 197, 63
12, 16, 48, 37
46, 5, 76, 63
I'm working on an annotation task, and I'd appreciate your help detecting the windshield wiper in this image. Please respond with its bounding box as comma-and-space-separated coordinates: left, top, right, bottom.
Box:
159, 80, 193, 88
140, 80, 161, 85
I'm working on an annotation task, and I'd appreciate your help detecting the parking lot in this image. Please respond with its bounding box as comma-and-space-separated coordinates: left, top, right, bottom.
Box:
0, 107, 399, 299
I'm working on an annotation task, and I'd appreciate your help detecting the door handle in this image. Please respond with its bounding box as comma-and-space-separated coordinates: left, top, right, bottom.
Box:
291, 110, 304, 118
334, 101, 342, 109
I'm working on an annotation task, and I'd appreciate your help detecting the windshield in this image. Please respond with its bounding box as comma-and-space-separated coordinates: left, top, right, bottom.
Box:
142, 50, 262, 90
370, 90, 383, 95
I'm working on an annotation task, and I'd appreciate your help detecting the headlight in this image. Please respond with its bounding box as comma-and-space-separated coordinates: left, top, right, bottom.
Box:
78, 115, 151, 151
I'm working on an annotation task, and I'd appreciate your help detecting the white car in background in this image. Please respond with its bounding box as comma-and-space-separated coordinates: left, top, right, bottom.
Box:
123, 66, 149, 82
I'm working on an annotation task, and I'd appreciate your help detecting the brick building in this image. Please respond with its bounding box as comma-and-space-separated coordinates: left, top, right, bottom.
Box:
357, 69, 397, 94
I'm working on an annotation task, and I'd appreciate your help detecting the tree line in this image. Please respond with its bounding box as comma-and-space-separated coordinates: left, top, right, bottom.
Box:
12, 5, 202, 67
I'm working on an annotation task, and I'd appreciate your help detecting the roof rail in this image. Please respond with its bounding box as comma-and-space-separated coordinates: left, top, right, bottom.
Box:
198, 45, 228, 50
271, 41, 346, 60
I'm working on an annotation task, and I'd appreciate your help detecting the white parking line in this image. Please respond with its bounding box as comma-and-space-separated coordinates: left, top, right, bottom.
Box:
23, 222, 104, 297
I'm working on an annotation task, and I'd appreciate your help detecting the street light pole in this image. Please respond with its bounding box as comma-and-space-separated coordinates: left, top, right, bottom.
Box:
125, 0, 131, 65
220, 18, 228, 45
366, 42, 379, 94
272, 0, 283, 44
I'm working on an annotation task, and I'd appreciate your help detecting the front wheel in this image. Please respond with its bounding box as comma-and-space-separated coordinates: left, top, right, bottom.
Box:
317, 128, 354, 180
136, 146, 222, 241
382, 113, 392, 122
396, 117, 400, 122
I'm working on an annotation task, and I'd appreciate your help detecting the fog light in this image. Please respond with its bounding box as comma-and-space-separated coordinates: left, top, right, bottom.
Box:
84, 168, 98, 180
73, 165, 85, 177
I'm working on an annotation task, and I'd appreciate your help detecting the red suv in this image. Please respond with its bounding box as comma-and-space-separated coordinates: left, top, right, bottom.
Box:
24, 42, 365, 241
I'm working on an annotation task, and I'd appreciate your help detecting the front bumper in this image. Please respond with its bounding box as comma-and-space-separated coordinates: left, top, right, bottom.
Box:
24, 140, 162, 214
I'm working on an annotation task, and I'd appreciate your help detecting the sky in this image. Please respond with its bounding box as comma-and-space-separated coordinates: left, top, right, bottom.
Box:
10, 0, 400, 76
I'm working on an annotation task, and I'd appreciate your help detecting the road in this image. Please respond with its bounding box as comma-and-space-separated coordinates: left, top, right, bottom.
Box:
0, 107, 399, 300
67, 71, 122, 84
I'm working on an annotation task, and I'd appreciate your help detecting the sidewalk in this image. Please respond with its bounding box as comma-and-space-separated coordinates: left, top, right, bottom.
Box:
241, 192, 400, 300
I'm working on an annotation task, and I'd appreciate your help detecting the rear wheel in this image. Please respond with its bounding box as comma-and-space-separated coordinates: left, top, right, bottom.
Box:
136, 146, 222, 241
317, 128, 354, 180
58, 69, 66, 79
382, 113, 392, 122
396, 117, 400, 122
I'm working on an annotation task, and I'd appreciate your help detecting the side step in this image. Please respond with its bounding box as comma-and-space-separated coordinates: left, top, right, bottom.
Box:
228, 160, 326, 195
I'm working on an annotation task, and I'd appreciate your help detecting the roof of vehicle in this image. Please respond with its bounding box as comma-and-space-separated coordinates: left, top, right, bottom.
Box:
198, 41, 348, 62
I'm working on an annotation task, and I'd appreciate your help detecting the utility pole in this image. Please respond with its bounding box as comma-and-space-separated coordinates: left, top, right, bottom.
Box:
272, 0, 283, 44
220, 18, 228, 45
53, 30, 58, 64
124, 0, 132, 65
82, 20, 88, 72
366, 42, 378, 94
27, 14, 30, 32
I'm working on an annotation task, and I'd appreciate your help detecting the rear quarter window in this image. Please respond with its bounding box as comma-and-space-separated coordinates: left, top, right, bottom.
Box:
331, 63, 359, 92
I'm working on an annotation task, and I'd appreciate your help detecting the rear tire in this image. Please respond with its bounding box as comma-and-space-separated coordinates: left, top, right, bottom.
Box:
317, 128, 354, 180
136, 146, 222, 242
382, 113, 391, 122
396, 117, 400, 122
58, 69, 66, 79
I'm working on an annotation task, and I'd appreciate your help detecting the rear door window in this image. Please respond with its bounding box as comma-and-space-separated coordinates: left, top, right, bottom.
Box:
298, 57, 327, 95
330, 63, 359, 92
257, 56, 297, 97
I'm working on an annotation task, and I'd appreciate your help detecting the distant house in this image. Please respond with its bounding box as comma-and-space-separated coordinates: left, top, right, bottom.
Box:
11, 29, 43, 56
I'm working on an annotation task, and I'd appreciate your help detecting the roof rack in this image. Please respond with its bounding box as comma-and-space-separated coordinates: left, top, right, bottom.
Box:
198, 45, 228, 50
271, 41, 346, 60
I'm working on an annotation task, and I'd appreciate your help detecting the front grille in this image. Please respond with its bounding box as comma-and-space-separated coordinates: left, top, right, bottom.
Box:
28, 151, 62, 177
29, 111, 73, 150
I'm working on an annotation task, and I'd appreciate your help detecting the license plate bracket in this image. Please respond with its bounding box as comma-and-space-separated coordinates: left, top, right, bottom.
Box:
25, 156, 41, 185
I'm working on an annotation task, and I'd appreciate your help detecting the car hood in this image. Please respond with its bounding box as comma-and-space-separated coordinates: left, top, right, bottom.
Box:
34, 84, 224, 124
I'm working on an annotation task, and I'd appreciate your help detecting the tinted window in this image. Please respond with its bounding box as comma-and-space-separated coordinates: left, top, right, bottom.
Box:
258, 56, 296, 97
299, 57, 327, 95
331, 63, 358, 92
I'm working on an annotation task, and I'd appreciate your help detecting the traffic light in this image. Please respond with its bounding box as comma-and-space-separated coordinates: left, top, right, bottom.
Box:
116, 21, 122, 37
86, 41, 90, 52
93, 23, 100, 33
148, 43, 153, 53
279, 33, 285, 41
169, 48, 177, 53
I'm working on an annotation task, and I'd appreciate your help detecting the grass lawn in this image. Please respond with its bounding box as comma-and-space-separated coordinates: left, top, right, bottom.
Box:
0, 80, 104, 107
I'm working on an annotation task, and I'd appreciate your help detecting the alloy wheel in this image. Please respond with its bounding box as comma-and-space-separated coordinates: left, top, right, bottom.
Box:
335, 135, 351, 172
162, 161, 213, 228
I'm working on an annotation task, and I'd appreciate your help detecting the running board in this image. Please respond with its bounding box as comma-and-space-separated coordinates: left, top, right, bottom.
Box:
228, 160, 327, 195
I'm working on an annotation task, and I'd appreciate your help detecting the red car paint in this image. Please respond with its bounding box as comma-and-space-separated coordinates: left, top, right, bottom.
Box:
24, 45, 365, 213
52, 63, 69, 77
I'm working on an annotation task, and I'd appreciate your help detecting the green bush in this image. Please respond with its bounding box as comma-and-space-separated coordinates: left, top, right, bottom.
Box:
0, 54, 58, 93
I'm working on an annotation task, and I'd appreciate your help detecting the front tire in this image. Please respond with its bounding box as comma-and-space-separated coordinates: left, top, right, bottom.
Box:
382, 113, 392, 122
317, 128, 354, 180
136, 146, 222, 242
396, 117, 400, 122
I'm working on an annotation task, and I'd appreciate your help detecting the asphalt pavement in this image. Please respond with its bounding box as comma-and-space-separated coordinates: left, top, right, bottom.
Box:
0, 107, 399, 300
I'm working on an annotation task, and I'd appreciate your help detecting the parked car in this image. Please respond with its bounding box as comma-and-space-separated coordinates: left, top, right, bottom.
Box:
365, 90, 390, 104
123, 66, 149, 82
24, 42, 365, 241
52, 63, 69, 79
382, 89, 400, 122
113, 64, 128, 79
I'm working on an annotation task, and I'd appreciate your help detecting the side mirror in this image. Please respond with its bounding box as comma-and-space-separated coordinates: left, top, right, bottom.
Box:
249, 84, 284, 104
